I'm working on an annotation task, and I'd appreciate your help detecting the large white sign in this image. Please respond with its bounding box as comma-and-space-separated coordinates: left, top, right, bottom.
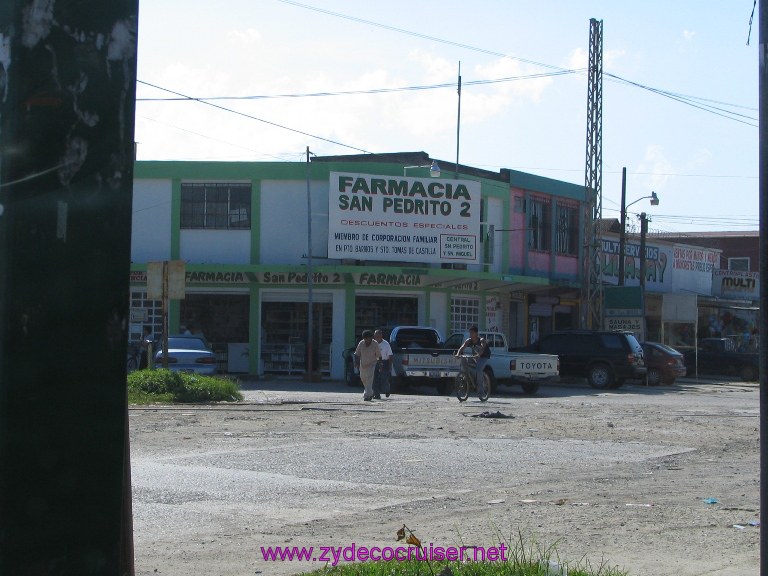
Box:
328, 172, 481, 264
601, 238, 719, 295
712, 269, 760, 300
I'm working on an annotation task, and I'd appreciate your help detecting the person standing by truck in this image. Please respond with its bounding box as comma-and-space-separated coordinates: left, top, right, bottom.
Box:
373, 329, 393, 399
455, 326, 490, 399
354, 330, 381, 401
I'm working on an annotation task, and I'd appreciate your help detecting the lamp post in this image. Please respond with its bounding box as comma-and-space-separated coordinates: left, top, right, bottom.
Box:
618, 175, 659, 286
403, 160, 441, 177
639, 212, 649, 340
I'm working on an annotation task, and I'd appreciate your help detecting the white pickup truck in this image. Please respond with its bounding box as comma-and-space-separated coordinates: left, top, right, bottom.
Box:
444, 331, 559, 395
343, 326, 559, 396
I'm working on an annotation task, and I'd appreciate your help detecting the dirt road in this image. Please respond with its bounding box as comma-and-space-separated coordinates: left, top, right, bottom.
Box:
129, 377, 760, 575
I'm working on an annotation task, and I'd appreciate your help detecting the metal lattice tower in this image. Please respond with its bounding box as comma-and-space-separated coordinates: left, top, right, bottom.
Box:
582, 18, 604, 330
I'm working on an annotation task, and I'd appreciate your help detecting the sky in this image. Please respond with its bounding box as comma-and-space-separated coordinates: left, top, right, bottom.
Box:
134, 1, 760, 235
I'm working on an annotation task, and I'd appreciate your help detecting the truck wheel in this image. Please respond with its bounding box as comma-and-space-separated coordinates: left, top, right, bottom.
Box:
587, 363, 613, 389
646, 368, 662, 386
345, 366, 360, 387
740, 365, 758, 382
521, 382, 539, 395
436, 380, 453, 396
394, 376, 409, 393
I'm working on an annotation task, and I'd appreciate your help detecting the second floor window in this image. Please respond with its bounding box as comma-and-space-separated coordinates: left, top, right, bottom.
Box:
556, 203, 578, 256
728, 257, 750, 272
181, 183, 251, 229
528, 198, 550, 251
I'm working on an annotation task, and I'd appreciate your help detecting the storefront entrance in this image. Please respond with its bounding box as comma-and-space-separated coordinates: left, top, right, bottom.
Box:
354, 295, 418, 337
261, 301, 332, 375
180, 293, 250, 372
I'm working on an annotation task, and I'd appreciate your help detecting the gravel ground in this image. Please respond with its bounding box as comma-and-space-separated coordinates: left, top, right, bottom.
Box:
129, 376, 760, 576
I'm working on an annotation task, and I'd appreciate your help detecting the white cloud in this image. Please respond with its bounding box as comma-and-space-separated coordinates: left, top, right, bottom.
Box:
605, 49, 626, 70
567, 46, 624, 71
683, 29, 696, 41
638, 145, 674, 191
227, 28, 262, 45
567, 47, 588, 70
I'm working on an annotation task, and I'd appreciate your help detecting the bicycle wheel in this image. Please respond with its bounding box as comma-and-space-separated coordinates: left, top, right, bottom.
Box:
455, 373, 469, 402
477, 374, 491, 402
478, 371, 490, 402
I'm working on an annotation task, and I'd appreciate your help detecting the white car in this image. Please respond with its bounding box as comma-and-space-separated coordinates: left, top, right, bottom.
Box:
153, 335, 218, 375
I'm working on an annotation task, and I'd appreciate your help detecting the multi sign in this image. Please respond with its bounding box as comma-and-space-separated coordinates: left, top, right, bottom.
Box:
327, 172, 481, 264
711, 269, 760, 300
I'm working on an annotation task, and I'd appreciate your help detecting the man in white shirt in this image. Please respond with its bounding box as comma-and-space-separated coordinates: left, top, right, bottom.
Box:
373, 329, 393, 399
354, 330, 381, 401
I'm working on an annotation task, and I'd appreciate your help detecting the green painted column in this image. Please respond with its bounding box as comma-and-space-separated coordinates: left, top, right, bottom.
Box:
249, 285, 262, 375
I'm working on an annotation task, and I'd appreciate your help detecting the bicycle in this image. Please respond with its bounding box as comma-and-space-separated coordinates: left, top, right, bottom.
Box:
127, 342, 142, 372
455, 355, 489, 402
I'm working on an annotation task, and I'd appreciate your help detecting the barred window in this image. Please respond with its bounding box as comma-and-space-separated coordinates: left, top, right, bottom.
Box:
451, 297, 480, 333
555, 203, 578, 256
181, 183, 251, 229
528, 198, 550, 251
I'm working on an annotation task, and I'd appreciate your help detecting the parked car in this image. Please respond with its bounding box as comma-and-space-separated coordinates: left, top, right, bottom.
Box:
641, 342, 687, 386
153, 335, 218, 375
519, 330, 646, 389
683, 337, 759, 382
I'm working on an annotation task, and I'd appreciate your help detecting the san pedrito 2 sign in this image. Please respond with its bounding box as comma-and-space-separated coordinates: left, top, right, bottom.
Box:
328, 172, 481, 264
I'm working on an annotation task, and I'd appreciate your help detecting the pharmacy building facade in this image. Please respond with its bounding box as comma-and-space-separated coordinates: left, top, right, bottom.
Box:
129, 152, 746, 378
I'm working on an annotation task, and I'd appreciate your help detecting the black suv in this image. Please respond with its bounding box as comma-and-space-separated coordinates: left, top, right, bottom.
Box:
523, 330, 646, 389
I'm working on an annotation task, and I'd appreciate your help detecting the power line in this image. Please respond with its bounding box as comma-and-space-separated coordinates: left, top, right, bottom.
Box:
138, 115, 293, 161
137, 80, 375, 155
604, 73, 758, 127
137, 70, 579, 102
276, 0, 569, 72
275, 0, 756, 126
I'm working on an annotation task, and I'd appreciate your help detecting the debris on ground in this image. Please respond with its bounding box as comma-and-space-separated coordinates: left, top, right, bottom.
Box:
470, 411, 513, 418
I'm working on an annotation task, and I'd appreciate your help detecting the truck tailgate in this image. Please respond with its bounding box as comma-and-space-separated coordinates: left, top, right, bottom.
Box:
509, 354, 559, 379
400, 351, 461, 378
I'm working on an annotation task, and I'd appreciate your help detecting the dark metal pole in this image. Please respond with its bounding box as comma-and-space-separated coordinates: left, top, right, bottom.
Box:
306, 146, 314, 379
758, 1, 767, 573
639, 213, 648, 341
618, 167, 627, 285
456, 62, 461, 179
0, 2, 139, 573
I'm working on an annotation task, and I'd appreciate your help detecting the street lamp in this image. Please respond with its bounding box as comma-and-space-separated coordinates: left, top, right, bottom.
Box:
618, 167, 659, 286
403, 160, 441, 177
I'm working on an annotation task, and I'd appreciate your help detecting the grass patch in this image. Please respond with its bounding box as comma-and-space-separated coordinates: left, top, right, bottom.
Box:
299, 559, 626, 575
128, 369, 243, 404
297, 527, 628, 576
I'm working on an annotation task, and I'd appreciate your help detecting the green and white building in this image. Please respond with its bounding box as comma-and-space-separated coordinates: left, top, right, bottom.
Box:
129, 153, 590, 378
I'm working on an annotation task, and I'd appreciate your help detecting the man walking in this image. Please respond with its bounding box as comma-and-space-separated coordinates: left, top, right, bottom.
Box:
373, 329, 393, 399
354, 330, 381, 401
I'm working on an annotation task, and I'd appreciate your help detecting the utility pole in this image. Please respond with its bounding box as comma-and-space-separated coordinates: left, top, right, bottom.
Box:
0, 2, 139, 574
757, 1, 767, 574
618, 167, 627, 286
306, 146, 315, 380
456, 62, 462, 179
582, 18, 604, 329
639, 213, 649, 341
